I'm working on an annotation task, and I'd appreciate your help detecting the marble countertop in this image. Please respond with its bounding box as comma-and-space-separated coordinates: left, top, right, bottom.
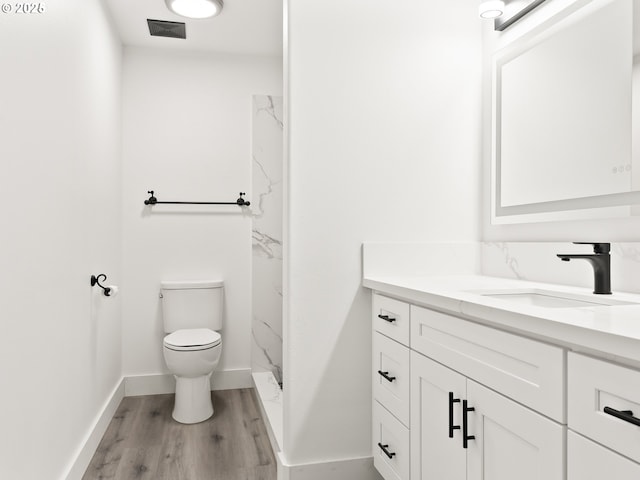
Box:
363, 274, 640, 366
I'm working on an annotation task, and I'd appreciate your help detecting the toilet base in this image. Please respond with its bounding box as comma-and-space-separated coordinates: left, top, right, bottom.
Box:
172, 373, 214, 424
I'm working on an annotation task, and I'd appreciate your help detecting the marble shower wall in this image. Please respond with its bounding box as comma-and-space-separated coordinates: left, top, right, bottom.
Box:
251, 95, 283, 384
482, 242, 640, 294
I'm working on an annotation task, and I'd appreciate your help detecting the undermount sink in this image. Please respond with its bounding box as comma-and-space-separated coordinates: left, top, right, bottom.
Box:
468, 288, 639, 308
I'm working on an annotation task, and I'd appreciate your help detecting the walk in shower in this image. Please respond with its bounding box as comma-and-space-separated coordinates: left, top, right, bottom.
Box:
251, 94, 283, 453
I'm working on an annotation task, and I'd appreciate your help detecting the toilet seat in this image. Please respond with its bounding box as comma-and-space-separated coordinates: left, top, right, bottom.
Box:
164, 328, 221, 351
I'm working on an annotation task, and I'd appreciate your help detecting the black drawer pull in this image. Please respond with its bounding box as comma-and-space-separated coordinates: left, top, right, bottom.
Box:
377, 442, 396, 459
462, 400, 475, 449
378, 314, 397, 323
604, 406, 640, 427
449, 392, 461, 438
378, 370, 396, 382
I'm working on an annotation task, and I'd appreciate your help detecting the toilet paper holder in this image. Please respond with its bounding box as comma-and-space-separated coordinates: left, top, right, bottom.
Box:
90, 274, 116, 297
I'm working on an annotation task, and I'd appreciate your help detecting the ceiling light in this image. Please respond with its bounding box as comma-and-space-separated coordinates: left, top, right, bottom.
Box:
165, 0, 223, 19
479, 0, 505, 19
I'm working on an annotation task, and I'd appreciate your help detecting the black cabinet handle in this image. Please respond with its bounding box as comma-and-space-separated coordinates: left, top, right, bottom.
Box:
378, 370, 396, 382
449, 392, 461, 438
377, 442, 396, 459
604, 406, 640, 427
378, 314, 396, 323
462, 400, 475, 449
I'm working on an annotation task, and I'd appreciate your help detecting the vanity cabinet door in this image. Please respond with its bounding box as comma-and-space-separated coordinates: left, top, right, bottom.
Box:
410, 351, 466, 480
466, 380, 564, 480
410, 352, 564, 480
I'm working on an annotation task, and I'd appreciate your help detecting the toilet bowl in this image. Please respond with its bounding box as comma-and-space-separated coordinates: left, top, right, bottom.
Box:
163, 328, 222, 423
160, 279, 224, 424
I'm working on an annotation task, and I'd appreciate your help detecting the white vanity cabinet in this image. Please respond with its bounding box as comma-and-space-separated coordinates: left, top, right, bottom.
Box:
366, 274, 640, 480
371, 294, 566, 480
409, 306, 564, 480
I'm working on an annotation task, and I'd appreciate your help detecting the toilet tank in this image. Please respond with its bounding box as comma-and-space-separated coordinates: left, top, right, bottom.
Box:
160, 280, 223, 333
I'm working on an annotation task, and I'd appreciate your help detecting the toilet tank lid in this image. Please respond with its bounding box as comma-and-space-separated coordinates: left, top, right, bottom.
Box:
161, 280, 223, 290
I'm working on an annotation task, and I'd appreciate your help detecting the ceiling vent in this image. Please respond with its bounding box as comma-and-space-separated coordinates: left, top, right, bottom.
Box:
147, 19, 186, 39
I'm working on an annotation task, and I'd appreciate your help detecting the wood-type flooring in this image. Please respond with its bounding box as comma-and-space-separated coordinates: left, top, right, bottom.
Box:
82, 389, 276, 480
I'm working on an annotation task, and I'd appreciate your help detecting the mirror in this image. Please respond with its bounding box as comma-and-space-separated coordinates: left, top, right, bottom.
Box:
492, 0, 640, 223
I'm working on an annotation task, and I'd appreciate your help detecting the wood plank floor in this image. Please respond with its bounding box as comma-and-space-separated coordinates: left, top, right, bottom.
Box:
83, 389, 276, 480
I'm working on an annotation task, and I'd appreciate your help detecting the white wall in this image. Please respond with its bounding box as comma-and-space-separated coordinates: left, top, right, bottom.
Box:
121, 48, 282, 381
0, 1, 123, 478
285, 0, 482, 470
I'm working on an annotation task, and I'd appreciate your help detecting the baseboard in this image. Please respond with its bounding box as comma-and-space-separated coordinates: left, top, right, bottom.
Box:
278, 454, 382, 480
124, 368, 252, 396
63, 378, 125, 480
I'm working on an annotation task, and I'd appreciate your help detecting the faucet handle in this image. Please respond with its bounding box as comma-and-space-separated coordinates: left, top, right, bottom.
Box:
572, 242, 610, 254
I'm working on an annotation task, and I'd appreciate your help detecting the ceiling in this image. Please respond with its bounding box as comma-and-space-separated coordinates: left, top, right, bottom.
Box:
104, 0, 283, 56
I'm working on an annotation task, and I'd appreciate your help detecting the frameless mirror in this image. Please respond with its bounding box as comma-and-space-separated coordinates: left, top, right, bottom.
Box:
492, 0, 640, 223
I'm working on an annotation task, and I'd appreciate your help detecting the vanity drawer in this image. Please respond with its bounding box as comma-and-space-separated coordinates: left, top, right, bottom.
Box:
410, 305, 565, 422
373, 294, 410, 346
568, 431, 640, 480
373, 332, 410, 427
373, 401, 410, 480
568, 353, 640, 463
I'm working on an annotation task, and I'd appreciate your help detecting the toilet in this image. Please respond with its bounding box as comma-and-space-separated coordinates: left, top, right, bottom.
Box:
161, 280, 223, 424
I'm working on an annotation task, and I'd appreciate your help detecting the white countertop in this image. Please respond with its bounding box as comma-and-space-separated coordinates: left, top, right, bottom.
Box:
363, 274, 640, 366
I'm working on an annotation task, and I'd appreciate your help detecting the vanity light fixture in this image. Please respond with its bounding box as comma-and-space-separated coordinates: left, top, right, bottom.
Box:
165, 0, 223, 19
479, 0, 505, 19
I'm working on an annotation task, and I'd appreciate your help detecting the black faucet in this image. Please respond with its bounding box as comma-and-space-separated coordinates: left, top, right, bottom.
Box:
557, 242, 611, 295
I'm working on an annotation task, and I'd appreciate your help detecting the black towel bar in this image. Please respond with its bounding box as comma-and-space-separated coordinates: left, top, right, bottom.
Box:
143, 190, 250, 206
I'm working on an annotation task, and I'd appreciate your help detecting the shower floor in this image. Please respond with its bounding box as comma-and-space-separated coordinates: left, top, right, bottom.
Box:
252, 371, 283, 456
82, 389, 275, 480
